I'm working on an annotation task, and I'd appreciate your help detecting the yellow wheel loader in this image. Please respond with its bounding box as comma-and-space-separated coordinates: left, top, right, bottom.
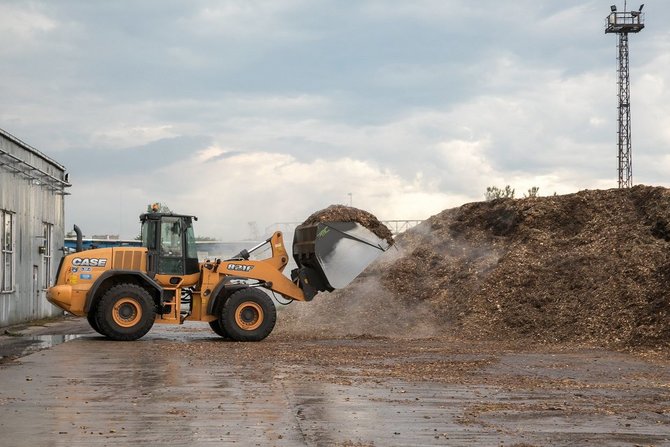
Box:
47, 211, 390, 341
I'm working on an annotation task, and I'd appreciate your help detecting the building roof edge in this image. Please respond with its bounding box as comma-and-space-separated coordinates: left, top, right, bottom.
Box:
0, 127, 66, 171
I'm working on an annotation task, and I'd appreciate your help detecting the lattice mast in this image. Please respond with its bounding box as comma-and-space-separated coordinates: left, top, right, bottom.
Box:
605, 3, 644, 188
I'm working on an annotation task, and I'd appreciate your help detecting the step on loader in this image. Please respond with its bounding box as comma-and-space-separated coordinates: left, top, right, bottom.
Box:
47, 210, 391, 341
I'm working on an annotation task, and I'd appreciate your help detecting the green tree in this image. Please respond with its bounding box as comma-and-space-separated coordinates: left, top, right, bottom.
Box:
524, 186, 540, 198
485, 185, 515, 201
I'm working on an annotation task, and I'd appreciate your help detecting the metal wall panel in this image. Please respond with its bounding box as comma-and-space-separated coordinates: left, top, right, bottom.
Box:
0, 131, 67, 327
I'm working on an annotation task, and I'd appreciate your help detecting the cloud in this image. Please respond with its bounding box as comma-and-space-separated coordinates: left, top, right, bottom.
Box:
64, 135, 211, 180
91, 124, 178, 149
0, 3, 56, 51
66, 149, 457, 239
185, 0, 313, 41
1, 0, 669, 240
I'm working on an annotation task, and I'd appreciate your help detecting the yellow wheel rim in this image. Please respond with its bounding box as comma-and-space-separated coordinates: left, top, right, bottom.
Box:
234, 301, 263, 331
112, 298, 142, 328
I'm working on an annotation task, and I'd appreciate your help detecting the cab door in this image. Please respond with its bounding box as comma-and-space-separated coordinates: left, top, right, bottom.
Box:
158, 216, 185, 276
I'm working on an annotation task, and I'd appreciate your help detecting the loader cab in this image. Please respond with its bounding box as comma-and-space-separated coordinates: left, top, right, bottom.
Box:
140, 212, 200, 279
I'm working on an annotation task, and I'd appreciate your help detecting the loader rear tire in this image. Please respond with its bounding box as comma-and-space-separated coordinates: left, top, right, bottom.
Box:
95, 283, 156, 341
221, 288, 276, 342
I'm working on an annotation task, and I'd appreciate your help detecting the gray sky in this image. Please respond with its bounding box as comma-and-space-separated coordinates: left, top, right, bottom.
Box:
1, 0, 668, 240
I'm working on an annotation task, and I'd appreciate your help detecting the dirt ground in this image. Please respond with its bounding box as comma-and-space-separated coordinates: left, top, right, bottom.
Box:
0, 316, 668, 446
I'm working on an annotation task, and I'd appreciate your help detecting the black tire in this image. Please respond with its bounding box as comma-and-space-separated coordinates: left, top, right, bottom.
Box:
209, 319, 230, 338
95, 283, 156, 341
86, 310, 104, 335
209, 296, 230, 338
220, 288, 276, 342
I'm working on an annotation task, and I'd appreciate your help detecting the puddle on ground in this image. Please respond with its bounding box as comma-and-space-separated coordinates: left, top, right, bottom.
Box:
28, 334, 81, 347
0, 334, 81, 362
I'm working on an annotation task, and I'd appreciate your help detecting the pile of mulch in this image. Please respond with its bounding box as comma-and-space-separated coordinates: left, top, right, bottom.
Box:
302, 205, 395, 246
283, 186, 670, 348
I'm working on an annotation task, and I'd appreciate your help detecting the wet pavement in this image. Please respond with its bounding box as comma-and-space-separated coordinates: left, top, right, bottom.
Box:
0, 317, 89, 363
0, 317, 669, 446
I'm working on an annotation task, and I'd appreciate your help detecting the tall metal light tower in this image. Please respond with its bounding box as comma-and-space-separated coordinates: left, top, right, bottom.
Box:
605, 3, 644, 188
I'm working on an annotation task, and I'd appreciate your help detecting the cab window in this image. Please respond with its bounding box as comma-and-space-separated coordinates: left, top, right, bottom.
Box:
141, 220, 158, 249
160, 217, 183, 257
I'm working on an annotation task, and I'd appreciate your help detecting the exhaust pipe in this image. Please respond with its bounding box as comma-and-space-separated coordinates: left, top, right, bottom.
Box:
73, 225, 83, 252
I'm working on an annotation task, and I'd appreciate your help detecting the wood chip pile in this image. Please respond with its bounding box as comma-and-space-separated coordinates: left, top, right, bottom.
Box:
302, 205, 395, 246
282, 186, 670, 348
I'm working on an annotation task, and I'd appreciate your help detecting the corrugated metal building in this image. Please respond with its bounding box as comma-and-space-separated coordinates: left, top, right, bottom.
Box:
0, 128, 70, 327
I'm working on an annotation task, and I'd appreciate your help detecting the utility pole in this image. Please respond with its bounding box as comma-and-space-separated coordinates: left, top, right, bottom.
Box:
605, 3, 645, 188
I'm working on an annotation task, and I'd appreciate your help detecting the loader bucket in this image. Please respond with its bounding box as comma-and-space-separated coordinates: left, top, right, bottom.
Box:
292, 221, 391, 300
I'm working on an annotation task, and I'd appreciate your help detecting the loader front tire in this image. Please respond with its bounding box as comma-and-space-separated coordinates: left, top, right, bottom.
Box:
87, 311, 104, 336
209, 297, 230, 338
209, 319, 230, 338
221, 288, 276, 342
95, 283, 156, 341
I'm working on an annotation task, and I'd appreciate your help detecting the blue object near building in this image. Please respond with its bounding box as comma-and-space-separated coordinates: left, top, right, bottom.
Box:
64, 238, 142, 252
